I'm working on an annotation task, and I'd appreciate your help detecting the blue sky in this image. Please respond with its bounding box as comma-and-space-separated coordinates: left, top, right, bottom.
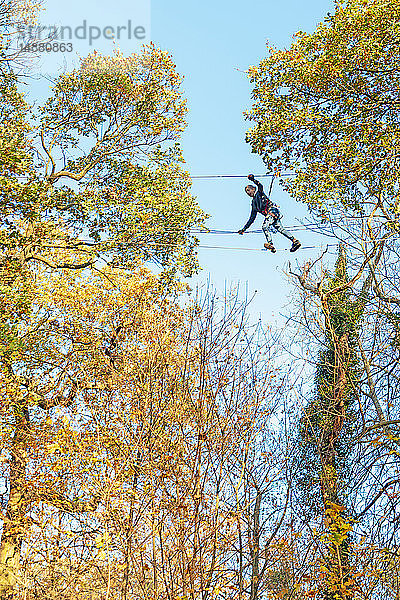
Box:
29, 0, 335, 323
151, 0, 335, 321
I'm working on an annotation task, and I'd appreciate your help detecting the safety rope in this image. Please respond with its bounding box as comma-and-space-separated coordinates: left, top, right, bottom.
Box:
191, 224, 332, 234
145, 240, 338, 253
191, 173, 293, 179
197, 244, 338, 252
268, 175, 275, 197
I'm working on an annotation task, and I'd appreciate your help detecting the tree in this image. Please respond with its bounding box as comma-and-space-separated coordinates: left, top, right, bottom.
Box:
245, 4, 400, 596
0, 1, 206, 595
281, 241, 400, 600
295, 248, 370, 599
0, 0, 42, 76
245, 0, 400, 219
2, 44, 205, 281
0, 262, 290, 599
0, 262, 188, 598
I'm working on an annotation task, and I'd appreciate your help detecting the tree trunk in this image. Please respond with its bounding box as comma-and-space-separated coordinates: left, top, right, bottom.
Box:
319, 324, 354, 600
0, 402, 29, 600
250, 489, 262, 600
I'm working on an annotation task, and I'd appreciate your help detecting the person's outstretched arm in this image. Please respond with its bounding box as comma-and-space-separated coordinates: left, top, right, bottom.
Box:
238, 206, 257, 234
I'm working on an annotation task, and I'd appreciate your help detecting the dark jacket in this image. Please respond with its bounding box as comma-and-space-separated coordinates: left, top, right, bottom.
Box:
241, 179, 270, 231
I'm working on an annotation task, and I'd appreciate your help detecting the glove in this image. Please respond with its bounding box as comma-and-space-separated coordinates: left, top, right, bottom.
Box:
248, 174, 255, 181
238, 230, 244, 235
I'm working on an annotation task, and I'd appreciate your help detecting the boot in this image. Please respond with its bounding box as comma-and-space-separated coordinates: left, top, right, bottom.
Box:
290, 239, 301, 252
264, 242, 277, 253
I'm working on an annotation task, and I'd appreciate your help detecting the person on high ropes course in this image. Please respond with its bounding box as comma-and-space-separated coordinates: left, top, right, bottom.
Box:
238, 174, 301, 253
